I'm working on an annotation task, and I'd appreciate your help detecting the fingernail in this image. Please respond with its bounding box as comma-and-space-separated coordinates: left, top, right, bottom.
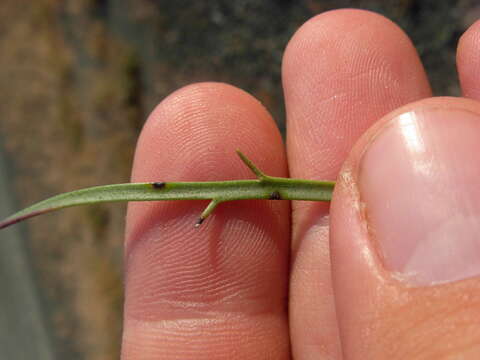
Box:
358, 107, 480, 285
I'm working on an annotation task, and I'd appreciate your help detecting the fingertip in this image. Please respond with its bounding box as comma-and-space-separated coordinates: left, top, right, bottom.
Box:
284, 8, 408, 57
127, 81, 286, 243
458, 19, 480, 99
131, 81, 280, 180
283, 8, 431, 180
283, 8, 424, 92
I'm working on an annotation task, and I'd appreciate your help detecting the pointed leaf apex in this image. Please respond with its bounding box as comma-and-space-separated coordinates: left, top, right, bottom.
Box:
236, 150, 266, 179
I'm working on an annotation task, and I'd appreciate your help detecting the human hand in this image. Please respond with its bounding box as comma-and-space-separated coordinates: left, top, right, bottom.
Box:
122, 9, 480, 359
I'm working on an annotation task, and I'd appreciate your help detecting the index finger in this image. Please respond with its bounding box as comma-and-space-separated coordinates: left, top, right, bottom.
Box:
122, 83, 291, 359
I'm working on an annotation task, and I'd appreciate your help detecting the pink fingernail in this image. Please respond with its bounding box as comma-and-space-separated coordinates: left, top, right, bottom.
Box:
359, 107, 480, 285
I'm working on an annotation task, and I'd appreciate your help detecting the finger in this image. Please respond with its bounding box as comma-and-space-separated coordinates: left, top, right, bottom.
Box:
283, 9, 431, 359
122, 83, 290, 359
458, 19, 480, 99
331, 97, 480, 359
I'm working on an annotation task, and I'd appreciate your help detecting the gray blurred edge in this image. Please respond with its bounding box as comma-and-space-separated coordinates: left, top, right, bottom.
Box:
0, 145, 55, 360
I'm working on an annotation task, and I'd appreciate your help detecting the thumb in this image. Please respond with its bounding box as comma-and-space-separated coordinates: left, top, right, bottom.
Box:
330, 97, 480, 359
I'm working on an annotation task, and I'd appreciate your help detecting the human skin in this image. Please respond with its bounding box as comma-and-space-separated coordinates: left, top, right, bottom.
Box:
122, 9, 480, 359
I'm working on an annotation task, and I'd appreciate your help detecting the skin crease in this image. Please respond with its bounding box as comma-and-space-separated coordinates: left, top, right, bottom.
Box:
122, 9, 480, 360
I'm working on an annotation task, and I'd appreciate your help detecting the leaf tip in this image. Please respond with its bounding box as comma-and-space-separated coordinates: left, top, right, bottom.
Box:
194, 217, 205, 227
236, 150, 265, 179
0, 211, 43, 230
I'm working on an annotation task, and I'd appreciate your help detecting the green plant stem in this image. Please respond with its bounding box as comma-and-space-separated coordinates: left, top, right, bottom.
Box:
0, 151, 335, 229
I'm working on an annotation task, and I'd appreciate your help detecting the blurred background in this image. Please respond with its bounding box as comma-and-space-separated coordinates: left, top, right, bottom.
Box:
0, 0, 478, 359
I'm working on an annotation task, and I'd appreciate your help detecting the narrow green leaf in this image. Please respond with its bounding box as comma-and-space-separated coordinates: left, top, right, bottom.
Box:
0, 152, 335, 229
